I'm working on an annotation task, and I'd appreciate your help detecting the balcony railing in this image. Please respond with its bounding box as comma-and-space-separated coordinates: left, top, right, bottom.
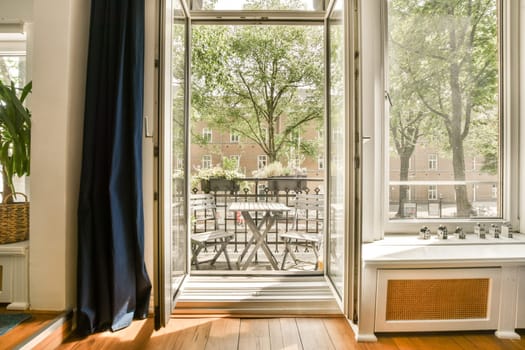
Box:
190, 177, 324, 262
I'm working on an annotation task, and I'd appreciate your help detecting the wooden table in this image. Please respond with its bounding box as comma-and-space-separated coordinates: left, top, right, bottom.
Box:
228, 202, 292, 270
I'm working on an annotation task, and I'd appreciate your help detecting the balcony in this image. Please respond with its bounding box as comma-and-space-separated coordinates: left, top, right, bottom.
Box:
186, 177, 324, 272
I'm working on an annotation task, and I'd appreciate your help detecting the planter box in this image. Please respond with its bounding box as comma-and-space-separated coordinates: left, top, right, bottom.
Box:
268, 176, 307, 192
201, 178, 240, 193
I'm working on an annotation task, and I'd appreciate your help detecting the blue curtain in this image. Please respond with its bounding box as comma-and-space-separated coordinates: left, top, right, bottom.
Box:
77, 0, 151, 334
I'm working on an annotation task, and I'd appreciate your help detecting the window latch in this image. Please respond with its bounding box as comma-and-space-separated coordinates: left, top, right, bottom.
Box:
384, 90, 393, 107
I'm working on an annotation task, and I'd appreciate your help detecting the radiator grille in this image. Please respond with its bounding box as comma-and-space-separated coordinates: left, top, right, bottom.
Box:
386, 278, 489, 321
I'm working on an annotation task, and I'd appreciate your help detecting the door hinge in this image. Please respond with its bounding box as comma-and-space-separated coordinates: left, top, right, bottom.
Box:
154, 58, 160, 68
354, 156, 360, 169
154, 146, 159, 157
154, 192, 159, 201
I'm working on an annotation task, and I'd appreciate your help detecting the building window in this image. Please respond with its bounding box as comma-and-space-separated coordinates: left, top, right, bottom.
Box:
175, 157, 184, 170
230, 132, 240, 143
202, 128, 212, 142
257, 155, 267, 169
230, 155, 240, 169
386, 0, 500, 220
428, 185, 437, 201
318, 154, 324, 170
427, 154, 438, 171
202, 155, 212, 169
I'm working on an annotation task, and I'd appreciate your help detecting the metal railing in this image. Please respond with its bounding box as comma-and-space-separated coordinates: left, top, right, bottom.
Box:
191, 177, 324, 254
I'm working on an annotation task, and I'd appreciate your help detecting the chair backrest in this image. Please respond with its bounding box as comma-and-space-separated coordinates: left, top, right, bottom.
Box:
189, 194, 218, 232
189, 193, 217, 211
291, 193, 324, 231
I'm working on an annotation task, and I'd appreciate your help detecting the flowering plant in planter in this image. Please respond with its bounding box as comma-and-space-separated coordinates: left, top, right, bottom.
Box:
192, 157, 245, 192
252, 161, 307, 192
252, 161, 306, 178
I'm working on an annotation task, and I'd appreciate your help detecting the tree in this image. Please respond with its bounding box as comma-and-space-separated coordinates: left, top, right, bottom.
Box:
389, 0, 498, 217
191, 23, 324, 163
390, 106, 426, 217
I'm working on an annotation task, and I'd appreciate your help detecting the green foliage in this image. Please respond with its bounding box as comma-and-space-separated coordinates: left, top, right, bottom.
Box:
0, 80, 32, 194
191, 24, 324, 162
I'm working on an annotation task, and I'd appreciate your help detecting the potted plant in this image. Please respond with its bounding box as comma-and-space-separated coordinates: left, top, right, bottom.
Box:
0, 80, 32, 243
253, 161, 307, 192
193, 157, 245, 193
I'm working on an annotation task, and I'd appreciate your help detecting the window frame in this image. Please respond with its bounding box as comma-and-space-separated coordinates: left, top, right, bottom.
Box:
427, 154, 438, 171
257, 155, 268, 169
427, 185, 438, 201
202, 127, 212, 142
376, 0, 519, 235
201, 154, 212, 169
230, 132, 240, 143
230, 154, 240, 168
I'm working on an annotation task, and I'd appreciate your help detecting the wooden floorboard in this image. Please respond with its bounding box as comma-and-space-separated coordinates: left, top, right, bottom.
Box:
0, 305, 60, 350
204, 318, 240, 350
295, 318, 335, 350
238, 318, 271, 350
55, 316, 525, 350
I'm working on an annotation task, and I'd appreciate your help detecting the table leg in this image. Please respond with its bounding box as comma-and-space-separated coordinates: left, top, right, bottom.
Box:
237, 211, 268, 266
241, 214, 279, 270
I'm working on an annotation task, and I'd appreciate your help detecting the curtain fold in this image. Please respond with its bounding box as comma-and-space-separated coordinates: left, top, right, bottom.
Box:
77, 0, 151, 335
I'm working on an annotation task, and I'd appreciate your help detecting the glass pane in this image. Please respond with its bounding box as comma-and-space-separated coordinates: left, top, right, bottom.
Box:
171, 2, 187, 292
387, 0, 500, 220
0, 55, 26, 85
0, 55, 28, 197
327, 0, 345, 296
190, 23, 325, 272
194, 0, 323, 11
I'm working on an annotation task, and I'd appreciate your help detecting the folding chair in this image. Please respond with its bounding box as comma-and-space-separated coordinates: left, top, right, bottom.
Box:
190, 194, 234, 269
279, 193, 324, 270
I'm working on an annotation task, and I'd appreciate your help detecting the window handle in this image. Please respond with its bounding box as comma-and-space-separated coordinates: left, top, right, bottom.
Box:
384, 90, 393, 107
144, 116, 153, 138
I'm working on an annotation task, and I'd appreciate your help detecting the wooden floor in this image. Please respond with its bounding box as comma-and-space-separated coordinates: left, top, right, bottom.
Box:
0, 305, 60, 350
56, 317, 525, 350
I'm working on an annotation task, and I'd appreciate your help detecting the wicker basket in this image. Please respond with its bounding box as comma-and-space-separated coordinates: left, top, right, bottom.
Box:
0, 192, 29, 244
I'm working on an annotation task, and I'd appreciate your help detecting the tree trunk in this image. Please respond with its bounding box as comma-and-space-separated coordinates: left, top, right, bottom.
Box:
448, 43, 472, 217
396, 154, 411, 218
451, 132, 471, 217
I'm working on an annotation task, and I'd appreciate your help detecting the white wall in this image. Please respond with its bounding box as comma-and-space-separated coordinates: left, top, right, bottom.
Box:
29, 0, 155, 311
30, 0, 89, 310
0, 0, 33, 21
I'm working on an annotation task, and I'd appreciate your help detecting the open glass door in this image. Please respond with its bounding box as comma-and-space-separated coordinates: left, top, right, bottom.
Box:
155, 0, 189, 328
326, 0, 356, 317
